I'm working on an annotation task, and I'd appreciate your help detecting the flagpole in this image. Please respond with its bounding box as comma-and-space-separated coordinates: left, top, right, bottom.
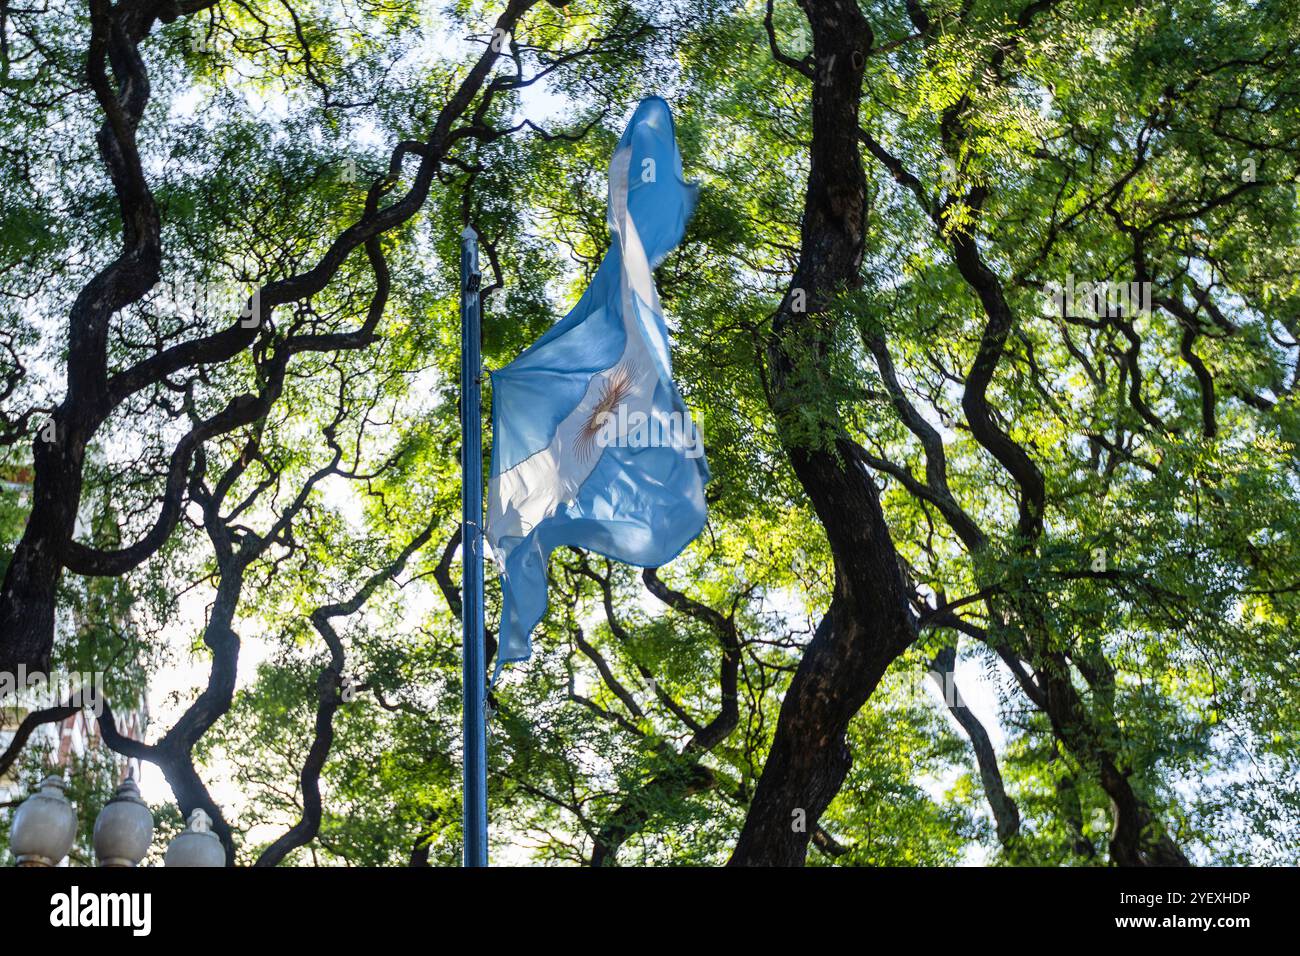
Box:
459, 224, 488, 867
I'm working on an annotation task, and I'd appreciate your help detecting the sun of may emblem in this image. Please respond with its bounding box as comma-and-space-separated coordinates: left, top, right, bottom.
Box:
576, 363, 636, 460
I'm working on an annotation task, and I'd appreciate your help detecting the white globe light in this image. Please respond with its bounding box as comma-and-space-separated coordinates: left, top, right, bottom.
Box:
164, 808, 226, 867
93, 778, 154, 867
10, 775, 78, 867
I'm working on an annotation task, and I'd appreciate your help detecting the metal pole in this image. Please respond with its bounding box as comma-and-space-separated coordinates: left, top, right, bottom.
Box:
459, 225, 488, 867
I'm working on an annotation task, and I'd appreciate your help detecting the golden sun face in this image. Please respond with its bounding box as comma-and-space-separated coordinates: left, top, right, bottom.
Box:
576, 363, 635, 461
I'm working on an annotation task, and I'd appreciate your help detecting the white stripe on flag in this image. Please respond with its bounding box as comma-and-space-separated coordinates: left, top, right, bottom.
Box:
487, 145, 662, 547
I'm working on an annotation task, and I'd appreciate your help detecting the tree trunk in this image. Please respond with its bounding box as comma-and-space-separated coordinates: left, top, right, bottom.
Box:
929, 645, 1021, 845
729, 0, 919, 867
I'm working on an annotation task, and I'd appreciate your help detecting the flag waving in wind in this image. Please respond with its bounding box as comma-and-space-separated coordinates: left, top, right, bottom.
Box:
487, 97, 709, 675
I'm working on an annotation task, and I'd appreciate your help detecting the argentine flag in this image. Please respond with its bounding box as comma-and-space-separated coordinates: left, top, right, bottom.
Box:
486, 97, 709, 674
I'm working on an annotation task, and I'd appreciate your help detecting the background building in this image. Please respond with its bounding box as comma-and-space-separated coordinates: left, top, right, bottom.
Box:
0, 465, 148, 803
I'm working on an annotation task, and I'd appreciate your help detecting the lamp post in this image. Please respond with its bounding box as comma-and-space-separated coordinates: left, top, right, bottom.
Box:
7, 775, 230, 867
164, 808, 225, 867
93, 777, 154, 867
9, 774, 78, 867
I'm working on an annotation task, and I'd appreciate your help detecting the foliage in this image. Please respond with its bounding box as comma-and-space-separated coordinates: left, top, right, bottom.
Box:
1, 0, 1296, 865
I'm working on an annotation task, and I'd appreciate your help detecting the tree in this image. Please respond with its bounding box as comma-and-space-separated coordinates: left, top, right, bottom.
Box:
2, 0, 1296, 867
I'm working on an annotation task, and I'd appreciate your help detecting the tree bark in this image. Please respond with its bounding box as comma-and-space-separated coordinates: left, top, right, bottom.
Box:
928, 645, 1020, 845
728, 0, 919, 867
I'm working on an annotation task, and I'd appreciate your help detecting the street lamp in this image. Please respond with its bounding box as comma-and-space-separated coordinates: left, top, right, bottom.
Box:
164, 808, 225, 867
9, 774, 78, 867
93, 777, 154, 867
